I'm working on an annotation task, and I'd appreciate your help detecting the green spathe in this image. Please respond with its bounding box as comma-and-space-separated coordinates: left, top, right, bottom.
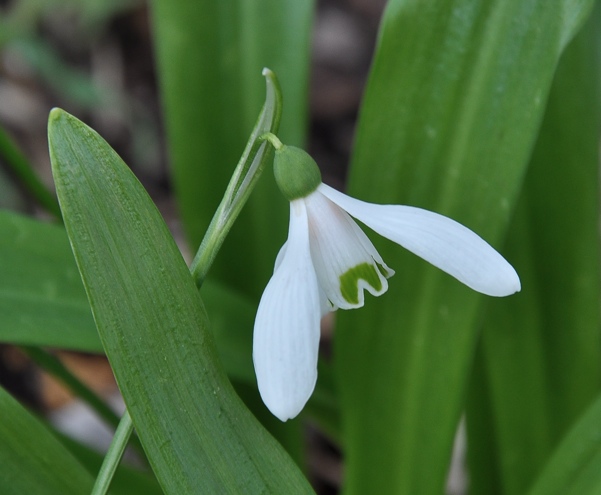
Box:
274, 146, 322, 200
340, 262, 384, 305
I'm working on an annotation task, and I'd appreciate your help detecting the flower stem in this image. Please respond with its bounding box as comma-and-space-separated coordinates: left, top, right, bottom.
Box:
262, 132, 283, 150
190, 136, 267, 287
90, 409, 135, 495
189, 71, 283, 289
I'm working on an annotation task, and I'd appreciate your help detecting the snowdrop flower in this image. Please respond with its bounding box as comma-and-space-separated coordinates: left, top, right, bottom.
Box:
253, 144, 520, 421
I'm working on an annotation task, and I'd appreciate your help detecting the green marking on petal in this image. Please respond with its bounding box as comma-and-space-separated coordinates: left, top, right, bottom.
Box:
340, 262, 383, 305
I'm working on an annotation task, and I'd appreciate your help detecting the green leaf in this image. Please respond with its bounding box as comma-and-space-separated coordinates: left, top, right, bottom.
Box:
149, 0, 314, 298
0, 209, 259, 379
0, 385, 94, 494
49, 109, 314, 494
335, 1, 596, 493
466, 7, 601, 494
0, 210, 101, 352
528, 394, 601, 495
0, 207, 337, 434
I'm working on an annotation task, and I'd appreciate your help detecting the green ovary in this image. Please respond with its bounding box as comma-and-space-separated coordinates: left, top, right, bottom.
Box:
340, 262, 383, 305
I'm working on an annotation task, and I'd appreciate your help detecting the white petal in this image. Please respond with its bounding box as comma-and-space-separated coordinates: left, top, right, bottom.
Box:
253, 200, 322, 421
304, 190, 394, 310
275, 240, 333, 317
319, 183, 520, 297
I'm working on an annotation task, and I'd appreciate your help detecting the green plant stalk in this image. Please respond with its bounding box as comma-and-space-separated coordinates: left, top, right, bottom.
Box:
0, 127, 61, 218
190, 136, 270, 287
90, 409, 135, 495
149, 0, 313, 297
190, 69, 282, 288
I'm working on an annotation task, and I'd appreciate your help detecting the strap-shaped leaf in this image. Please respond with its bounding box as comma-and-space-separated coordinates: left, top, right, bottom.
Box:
467, 8, 601, 494
0, 209, 338, 436
0, 385, 93, 495
0, 210, 100, 351
49, 109, 313, 494
336, 0, 597, 493
0, 210, 257, 373
528, 395, 601, 495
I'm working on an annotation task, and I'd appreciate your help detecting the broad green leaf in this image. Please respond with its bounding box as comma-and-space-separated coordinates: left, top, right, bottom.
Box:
0, 207, 338, 435
149, 0, 314, 298
528, 394, 601, 495
0, 209, 260, 378
335, 1, 596, 493
467, 8, 601, 494
0, 209, 253, 360
0, 210, 100, 352
0, 385, 94, 494
49, 109, 314, 494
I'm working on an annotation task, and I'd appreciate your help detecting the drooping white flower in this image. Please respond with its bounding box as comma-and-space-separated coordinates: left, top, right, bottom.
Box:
253, 145, 520, 421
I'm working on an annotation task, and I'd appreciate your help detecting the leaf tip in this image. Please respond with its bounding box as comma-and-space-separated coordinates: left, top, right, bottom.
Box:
48, 107, 66, 124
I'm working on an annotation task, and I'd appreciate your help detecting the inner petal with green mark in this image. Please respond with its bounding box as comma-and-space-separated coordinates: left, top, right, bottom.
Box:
340, 262, 388, 305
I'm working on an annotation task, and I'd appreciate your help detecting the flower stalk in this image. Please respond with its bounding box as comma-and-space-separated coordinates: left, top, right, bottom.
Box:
190, 135, 268, 287
90, 409, 135, 495
190, 70, 283, 288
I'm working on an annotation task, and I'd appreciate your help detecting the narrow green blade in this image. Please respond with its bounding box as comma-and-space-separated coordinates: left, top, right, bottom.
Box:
150, 0, 314, 297
335, 0, 595, 493
49, 109, 314, 494
467, 8, 601, 494
528, 395, 601, 495
0, 385, 94, 495
0, 126, 61, 216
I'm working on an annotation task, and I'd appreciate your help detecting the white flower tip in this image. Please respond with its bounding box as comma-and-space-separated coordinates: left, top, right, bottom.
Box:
467, 252, 520, 297
485, 262, 521, 297
258, 375, 316, 422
